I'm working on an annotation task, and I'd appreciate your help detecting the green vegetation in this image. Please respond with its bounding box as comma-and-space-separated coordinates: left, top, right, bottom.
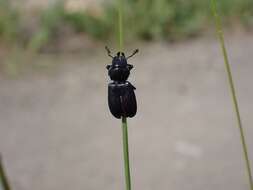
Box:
0, 0, 253, 50
28, 1, 110, 50
28, 0, 253, 50
0, 0, 19, 44
28, 1, 65, 50
107, 0, 253, 40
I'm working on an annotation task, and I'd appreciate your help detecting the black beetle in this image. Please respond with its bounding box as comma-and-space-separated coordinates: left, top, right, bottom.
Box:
105, 46, 139, 119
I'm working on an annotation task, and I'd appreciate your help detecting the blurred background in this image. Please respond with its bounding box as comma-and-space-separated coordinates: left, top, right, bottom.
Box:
0, 0, 253, 189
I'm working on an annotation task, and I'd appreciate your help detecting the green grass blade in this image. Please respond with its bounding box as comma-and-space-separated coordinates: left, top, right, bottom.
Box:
122, 117, 132, 190
118, 0, 131, 189
118, 0, 124, 51
210, 1, 253, 189
0, 156, 11, 190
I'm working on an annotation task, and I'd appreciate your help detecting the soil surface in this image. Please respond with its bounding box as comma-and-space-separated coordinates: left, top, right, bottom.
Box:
0, 32, 253, 190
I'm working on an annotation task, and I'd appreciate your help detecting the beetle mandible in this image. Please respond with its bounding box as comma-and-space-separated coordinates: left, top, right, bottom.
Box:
105, 46, 139, 119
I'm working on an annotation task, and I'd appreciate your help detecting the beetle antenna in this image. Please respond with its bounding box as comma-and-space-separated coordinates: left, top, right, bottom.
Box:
127, 49, 139, 59
105, 46, 114, 58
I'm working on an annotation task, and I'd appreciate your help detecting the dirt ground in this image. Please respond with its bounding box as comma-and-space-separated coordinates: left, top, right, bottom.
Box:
0, 32, 253, 190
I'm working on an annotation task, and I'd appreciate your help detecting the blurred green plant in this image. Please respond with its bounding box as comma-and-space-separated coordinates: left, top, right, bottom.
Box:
0, 0, 19, 44
64, 12, 109, 40
0, 0, 253, 50
105, 0, 253, 41
28, 1, 65, 50
28, 0, 110, 51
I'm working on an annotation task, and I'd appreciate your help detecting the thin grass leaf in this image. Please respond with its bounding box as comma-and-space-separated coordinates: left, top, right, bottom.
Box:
122, 117, 132, 190
118, 0, 132, 189
118, 0, 124, 51
210, 1, 253, 189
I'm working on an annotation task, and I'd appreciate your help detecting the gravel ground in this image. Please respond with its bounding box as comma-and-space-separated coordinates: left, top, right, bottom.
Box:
0, 32, 253, 190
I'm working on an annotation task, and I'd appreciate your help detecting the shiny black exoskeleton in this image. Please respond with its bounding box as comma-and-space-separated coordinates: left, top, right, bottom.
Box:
106, 46, 139, 119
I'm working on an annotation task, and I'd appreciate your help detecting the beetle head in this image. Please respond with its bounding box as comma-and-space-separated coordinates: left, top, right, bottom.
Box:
107, 52, 133, 81
111, 52, 127, 67
105, 47, 138, 82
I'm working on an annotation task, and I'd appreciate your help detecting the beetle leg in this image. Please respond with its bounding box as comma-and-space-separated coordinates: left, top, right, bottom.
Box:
106, 65, 111, 70
127, 64, 133, 70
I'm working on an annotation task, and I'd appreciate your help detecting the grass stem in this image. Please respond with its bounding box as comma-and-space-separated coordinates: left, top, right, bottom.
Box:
118, 0, 131, 189
118, 0, 124, 52
121, 117, 132, 190
0, 156, 11, 190
211, 1, 253, 189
